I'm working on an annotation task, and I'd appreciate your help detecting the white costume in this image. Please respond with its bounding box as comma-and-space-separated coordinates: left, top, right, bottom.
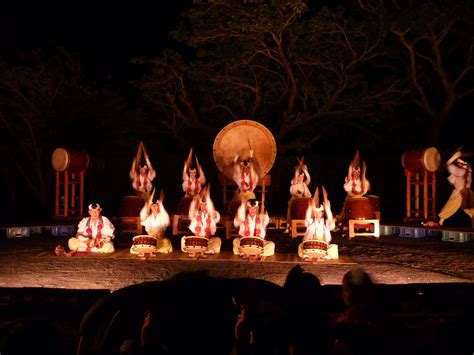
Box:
232, 154, 259, 201
130, 201, 172, 254
298, 198, 338, 259
181, 195, 222, 254
439, 152, 473, 225
287, 168, 312, 230
182, 168, 206, 197
130, 170, 155, 193
343, 174, 370, 198
233, 202, 275, 257
68, 212, 115, 253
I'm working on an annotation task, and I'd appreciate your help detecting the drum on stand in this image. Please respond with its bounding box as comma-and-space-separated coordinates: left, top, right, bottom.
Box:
239, 236, 264, 256
122, 196, 145, 216
366, 195, 381, 220
132, 235, 157, 255
290, 197, 311, 220
213, 120, 277, 180
402, 147, 440, 174
177, 197, 193, 216
183, 236, 209, 254
344, 197, 374, 220
51, 148, 90, 172
302, 240, 328, 258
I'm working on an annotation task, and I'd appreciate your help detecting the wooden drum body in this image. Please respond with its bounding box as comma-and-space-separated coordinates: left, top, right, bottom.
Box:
402, 147, 440, 174
183, 236, 209, 254
240, 236, 264, 256
177, 197, 193, 216
122, 196, 145, 216
344, 197, 374, 220
132, 235, 157, 255
366, 195, 381, 220
52, 148, 90, 172
302, 240, 328, 258
290, 197, 311, 220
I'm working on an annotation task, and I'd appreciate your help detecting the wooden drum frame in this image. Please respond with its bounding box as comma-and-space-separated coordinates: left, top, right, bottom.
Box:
132, 235, 158, 255
183, 236, 209, 254
302, 240, 328, 258
239, 236, 264, 256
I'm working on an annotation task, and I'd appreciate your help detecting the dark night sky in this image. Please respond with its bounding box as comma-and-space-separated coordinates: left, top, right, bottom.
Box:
0, 1, 190, 81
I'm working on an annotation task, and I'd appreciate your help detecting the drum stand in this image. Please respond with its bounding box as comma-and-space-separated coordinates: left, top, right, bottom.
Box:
54, 171, 85, 219
404, 169, 437, 222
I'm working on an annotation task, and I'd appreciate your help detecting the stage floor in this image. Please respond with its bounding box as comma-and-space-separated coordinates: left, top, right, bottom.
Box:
0, 230, 473, 291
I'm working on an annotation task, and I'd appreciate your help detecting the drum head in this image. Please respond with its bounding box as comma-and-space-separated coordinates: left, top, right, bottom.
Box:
423, 147, 440, 172
51, 148, 69, 172
213, 120, 277, 179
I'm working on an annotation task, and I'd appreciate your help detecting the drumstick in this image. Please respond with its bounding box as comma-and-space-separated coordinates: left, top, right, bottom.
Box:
260, 178, 266, 214
159, 189, 164, 203
313, 187, 319, 207
322, 185, 328, 203
186, 148, 193, 169
149, 188, 156, 206
136, 141, 143, 166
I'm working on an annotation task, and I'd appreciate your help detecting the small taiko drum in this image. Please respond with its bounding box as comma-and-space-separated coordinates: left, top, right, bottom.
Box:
177, 197, 193, 216
345, 197, 374, 220
51, 148, 90, 172
183, 236, 209, 254
366, 195, 381, 220
240, 237, 264, 256
402, 147, 440, 174
132, 235, 157, 254
302, 240, 328, 258
290, 198, 311, 220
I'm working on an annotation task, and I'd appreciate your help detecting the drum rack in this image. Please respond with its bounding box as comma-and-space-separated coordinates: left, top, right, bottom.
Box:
54, 171, 85, 219
404, 170, 437, 222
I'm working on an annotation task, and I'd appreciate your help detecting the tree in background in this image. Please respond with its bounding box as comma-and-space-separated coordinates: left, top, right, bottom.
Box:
132, 0, 403, 153
358, 0, 474, 146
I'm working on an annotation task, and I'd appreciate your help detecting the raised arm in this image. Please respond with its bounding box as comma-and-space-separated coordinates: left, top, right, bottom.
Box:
234, 199, 247, 228
129, 158, 137, 180
302, 165, 311, 186
188, 195, 199, 220
196, 156, 206, 185
182, 160, 189, 181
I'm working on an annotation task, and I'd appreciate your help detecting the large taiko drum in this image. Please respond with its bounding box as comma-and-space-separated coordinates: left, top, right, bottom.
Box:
132, 235, 157, 255
122, 195, 145, 216
183, 236, 209, 253
177, 197, 193, 216
344, 197, 374, 220
402, 147, 440, 174
302, 240, 328, 258
239, 236, 264, 256
213, 120, 277, 179
366, 195, 381, 220
51, 148, 90, 172
290, 198, 311, 220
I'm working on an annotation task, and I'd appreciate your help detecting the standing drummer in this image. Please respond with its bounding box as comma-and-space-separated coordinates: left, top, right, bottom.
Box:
182, 186, 222, 255
438, 149, 473, 226
182, 152, 206, 198
299, 188, 338, 259
129, 150, 156, 200
231, 149, 259, 201
130, 194, 172, 255
233, 198, 275, 257
285, 162, 312, 233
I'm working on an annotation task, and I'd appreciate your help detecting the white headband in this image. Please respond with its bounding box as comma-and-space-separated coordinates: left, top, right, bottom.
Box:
88, 203, 101, 211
